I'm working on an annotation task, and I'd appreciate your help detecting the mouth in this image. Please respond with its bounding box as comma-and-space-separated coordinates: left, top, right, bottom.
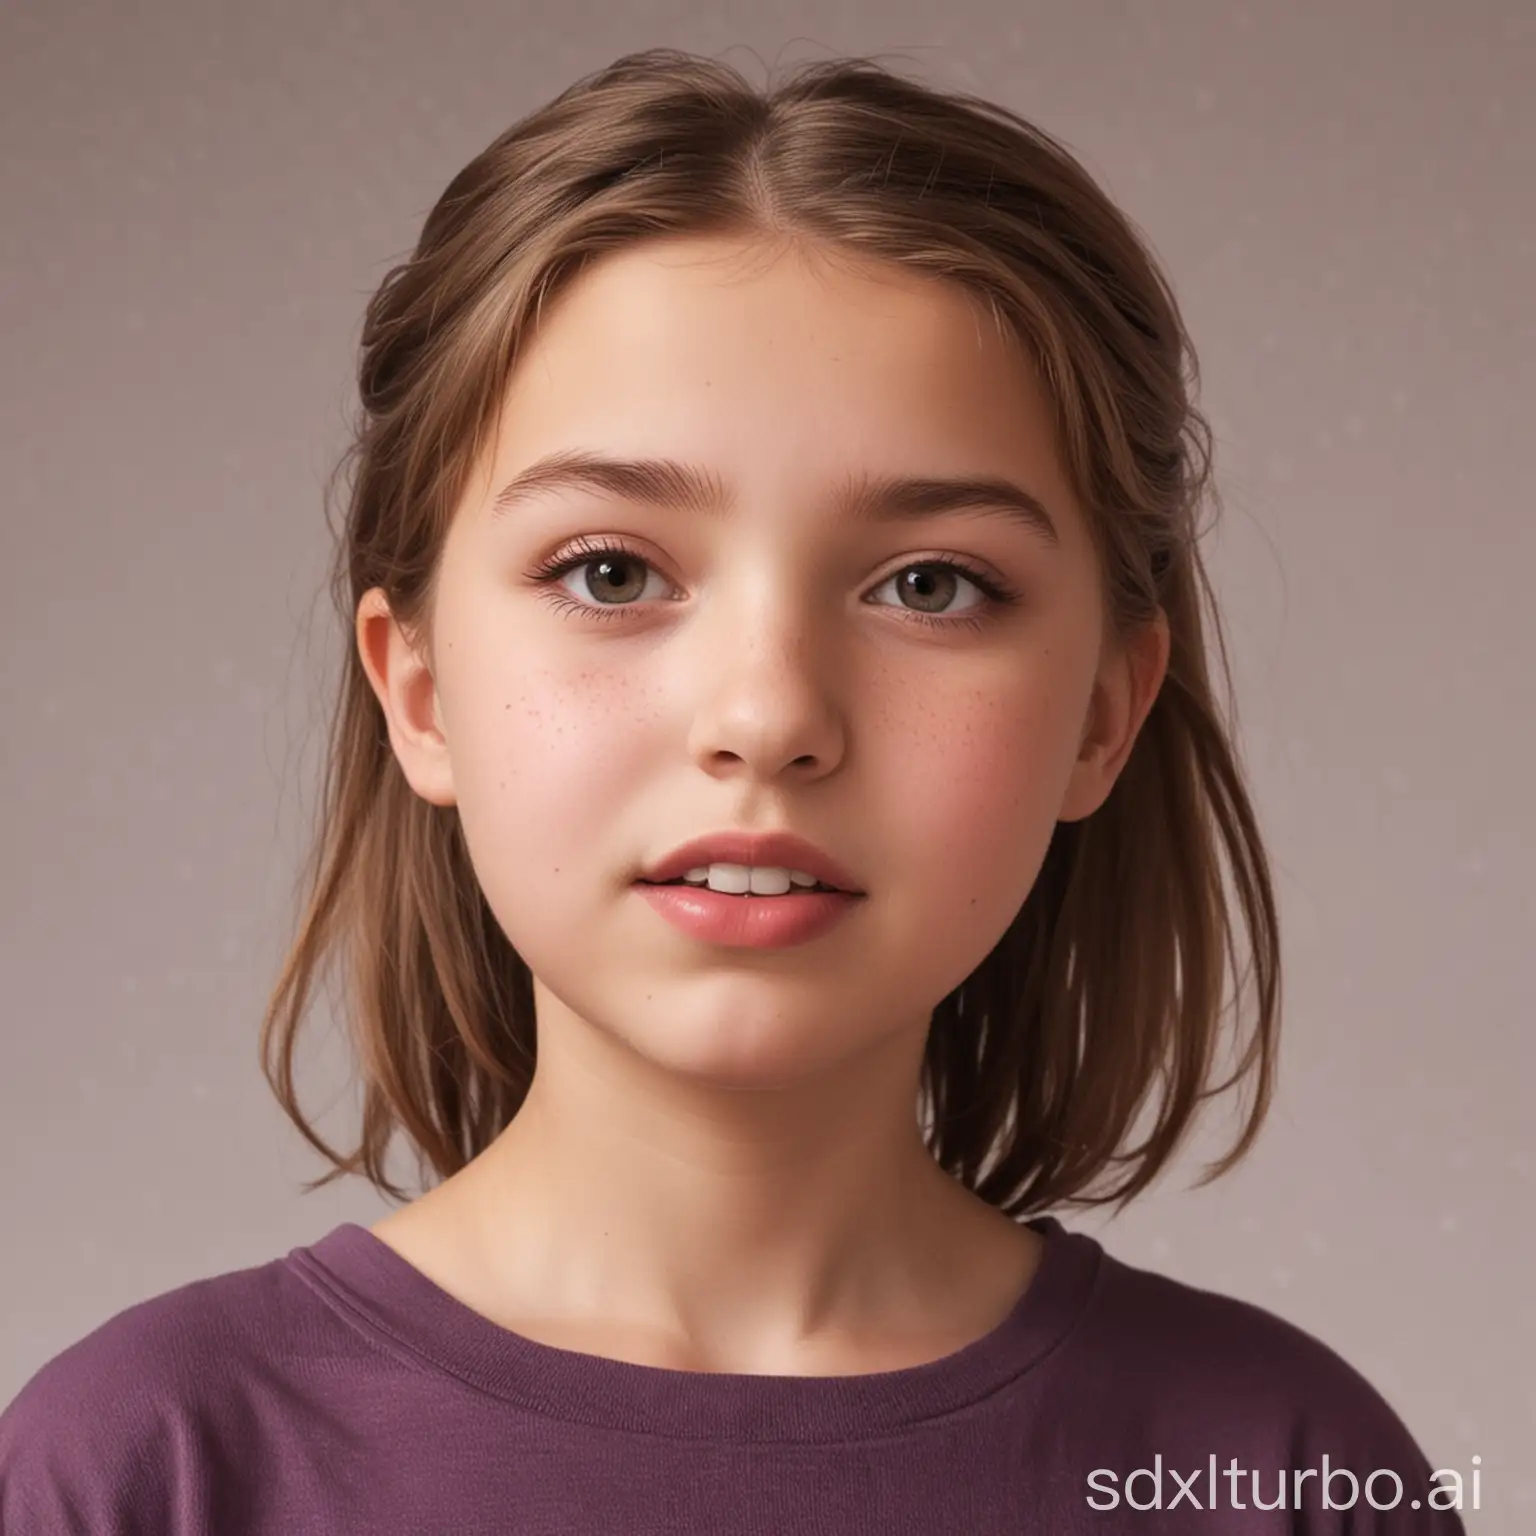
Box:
632, 870, 864, 948
636, 829, 865, 896
636, 875, 854, 897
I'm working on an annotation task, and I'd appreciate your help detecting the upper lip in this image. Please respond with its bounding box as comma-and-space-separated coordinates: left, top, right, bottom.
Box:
637, 831, 865, 894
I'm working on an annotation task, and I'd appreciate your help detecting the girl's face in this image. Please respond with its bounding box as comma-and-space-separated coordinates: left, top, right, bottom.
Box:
364, 234, 1164, 1091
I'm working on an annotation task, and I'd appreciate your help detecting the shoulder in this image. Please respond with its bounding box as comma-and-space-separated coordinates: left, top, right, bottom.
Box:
1087, 1247, 1403, 1420
1082, 1244, 1415, 1432
0, 1243, 339, 1534
1055, 1237, 1462, 1524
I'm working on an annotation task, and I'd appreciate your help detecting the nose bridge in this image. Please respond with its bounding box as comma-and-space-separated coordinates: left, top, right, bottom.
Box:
683, 552, 846, 776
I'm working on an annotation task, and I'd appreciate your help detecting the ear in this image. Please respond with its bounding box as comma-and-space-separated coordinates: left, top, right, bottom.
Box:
355, 588, 457, 808
1058, 608, 1171, 824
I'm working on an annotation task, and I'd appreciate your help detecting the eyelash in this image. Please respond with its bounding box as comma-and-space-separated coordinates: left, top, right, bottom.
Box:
524, 535, 1022, 633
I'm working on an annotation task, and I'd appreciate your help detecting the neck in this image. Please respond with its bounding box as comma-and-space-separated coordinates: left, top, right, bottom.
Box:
380, 1002, 1039, 1374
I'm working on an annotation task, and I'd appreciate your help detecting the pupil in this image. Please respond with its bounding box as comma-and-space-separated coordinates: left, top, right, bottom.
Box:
903, 566, 953, 612
592, 557, 643, 603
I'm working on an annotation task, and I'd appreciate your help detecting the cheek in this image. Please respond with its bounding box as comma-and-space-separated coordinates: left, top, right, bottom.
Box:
884, 667, 1084, 917
447, 657, 657, 897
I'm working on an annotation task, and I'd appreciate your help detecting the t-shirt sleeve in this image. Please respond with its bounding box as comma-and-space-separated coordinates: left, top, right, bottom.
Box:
1073, 1259, 1472, 1531
0, 1317, 199, 1535
1281, 1350, 1470, 1533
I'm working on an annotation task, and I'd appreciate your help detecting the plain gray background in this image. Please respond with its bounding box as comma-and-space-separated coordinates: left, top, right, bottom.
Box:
2, 0, 1530, 1527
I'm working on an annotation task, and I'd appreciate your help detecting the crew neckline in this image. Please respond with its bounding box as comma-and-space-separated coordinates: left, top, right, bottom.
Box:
287, 1214, 1102, 1442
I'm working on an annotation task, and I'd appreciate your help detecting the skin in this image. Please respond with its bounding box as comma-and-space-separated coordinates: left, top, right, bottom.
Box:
355, 232, 1169, 1375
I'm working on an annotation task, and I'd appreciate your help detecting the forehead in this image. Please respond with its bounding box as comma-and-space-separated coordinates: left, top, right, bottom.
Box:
477, 234, 1081, 544
514, 233, 1028, 407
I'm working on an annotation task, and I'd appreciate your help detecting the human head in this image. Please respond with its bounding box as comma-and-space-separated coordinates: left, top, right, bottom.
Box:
263, 49, 1279, 1214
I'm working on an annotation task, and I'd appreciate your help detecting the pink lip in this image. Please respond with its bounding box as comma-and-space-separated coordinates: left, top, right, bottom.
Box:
637, 830, 864, 893
633, 881, 862, 949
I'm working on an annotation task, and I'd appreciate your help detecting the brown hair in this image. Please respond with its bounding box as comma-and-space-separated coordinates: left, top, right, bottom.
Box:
261, 47, 1280, 1215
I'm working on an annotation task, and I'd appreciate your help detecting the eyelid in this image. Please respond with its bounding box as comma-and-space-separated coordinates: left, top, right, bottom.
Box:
522, 535, 1024, 633
525, 533, 674, 588
526, 533, 1014, 592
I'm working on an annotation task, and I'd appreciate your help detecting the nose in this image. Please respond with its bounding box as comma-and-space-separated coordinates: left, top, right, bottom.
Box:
682, 584, 848, 785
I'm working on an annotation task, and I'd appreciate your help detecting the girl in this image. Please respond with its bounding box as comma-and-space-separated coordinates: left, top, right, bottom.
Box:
1, 48, 1465, 1534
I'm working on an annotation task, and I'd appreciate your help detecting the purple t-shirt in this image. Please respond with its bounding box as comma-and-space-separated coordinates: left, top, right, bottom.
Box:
0, 1216, 1466, 1533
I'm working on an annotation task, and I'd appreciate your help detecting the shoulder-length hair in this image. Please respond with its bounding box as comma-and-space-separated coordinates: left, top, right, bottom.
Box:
261, 48, 1280, 1215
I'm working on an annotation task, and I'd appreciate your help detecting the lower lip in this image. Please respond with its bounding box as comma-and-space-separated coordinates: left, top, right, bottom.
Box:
633, 882, 864, 949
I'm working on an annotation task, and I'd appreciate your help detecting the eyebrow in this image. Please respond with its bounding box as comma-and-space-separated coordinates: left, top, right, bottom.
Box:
489, 449, 1060, 546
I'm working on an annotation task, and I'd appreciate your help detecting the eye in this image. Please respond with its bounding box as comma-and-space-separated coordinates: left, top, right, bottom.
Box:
525, 539, 1020, 631
557, 549, 668, 606
867, 562, 1000, 622
527, 538, 673, 622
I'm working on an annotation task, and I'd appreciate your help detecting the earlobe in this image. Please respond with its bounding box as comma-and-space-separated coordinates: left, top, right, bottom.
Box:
355, 589, 458, 808
1057, 697, 1117, 824
1057, 612, 1170, 825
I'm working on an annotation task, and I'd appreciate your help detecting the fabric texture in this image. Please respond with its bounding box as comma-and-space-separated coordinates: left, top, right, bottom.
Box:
0, 1216, 1466, 1533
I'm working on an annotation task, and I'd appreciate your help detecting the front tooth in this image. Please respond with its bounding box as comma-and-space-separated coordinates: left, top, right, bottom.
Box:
746, 867, 793, 896
678, 864, 822, 894
703, 862, 754, 895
